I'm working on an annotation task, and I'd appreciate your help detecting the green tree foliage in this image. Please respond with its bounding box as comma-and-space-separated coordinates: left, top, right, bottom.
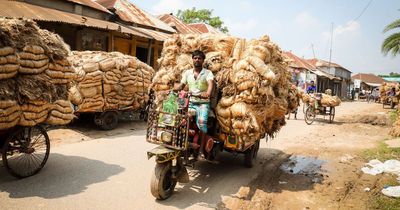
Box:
382, 19, 400, 56
176, 8, 229, 33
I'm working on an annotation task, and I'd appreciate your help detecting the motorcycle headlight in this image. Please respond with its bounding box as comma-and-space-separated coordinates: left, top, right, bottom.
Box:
160, 131, 173, 143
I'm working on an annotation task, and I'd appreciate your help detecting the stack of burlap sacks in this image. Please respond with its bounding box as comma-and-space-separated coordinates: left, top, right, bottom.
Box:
151, 34, 294, 143
287, 86, 302, 113
380, 82, 399, 103
390, 112, 400, 137
301, 90, 341, 107
68, 51, 154, 112
0, 18, 75, 130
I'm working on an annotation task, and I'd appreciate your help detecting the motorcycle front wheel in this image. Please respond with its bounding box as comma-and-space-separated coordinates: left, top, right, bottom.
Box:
150, 162, 177, 200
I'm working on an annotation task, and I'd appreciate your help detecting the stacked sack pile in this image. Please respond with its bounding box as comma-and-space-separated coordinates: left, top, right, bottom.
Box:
68, 51, 154, 112
151, 33, 294, 143
300, 89, 341, 107
287, 85, 302, 113
0, 18, 75, 129
380, 82, 399, 103
389, 111, 400, 137
320, 89, 341, 106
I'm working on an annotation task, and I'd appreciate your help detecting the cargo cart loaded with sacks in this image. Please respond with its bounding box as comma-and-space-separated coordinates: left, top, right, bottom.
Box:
301, 90, 341, 125
145, 33, 295, 200
0, 18, 76, 177
68, 51, 155, 130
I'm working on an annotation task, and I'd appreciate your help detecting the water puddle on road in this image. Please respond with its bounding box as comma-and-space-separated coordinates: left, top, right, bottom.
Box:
280, 155, 326, 183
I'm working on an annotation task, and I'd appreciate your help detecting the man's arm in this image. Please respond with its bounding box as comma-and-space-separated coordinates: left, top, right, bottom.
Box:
174, 70, 187, 91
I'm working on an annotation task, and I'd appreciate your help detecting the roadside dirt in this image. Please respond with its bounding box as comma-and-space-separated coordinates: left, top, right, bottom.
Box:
44, 101, 395, 210
219, 101, 394, 210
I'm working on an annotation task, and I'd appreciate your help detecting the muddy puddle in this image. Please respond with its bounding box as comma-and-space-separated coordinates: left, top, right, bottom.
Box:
280, 155, 326, 183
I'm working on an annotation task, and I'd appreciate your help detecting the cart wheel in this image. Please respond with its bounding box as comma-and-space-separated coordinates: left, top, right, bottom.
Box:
2, 125, 50, 178
304, 106, 316, 125
329, 107, 335, 123
150, 162, 177, 200
244, 140, 259, 168
302, 103, 308, 114
95, 112, 118, 130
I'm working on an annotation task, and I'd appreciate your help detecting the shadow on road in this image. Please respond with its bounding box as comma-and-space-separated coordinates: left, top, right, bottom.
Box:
48, 117, 147, 141
154, 148, 324, 209
0, 153, 124, 199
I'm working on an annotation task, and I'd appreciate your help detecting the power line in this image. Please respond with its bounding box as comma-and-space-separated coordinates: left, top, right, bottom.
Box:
354, 0, 374, 21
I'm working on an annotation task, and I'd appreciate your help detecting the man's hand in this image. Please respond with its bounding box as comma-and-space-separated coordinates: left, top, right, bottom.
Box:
201, 92, 210, 99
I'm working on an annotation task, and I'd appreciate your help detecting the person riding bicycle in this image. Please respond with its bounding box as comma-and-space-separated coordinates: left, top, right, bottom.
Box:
306, 81, 317, 94
175, 50, 214, 157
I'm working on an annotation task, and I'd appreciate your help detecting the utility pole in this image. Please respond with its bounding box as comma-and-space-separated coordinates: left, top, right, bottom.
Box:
311, 43, 316, 58
328, 22, 334, 68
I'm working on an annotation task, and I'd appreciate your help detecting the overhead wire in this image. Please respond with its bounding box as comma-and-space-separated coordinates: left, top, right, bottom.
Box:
354, 0, 374, 21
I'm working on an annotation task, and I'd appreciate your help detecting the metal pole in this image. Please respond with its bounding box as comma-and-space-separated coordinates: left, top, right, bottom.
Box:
328, 22, 334, 69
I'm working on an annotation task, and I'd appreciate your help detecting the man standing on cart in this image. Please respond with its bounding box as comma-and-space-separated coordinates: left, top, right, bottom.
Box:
175, 50, 214, 158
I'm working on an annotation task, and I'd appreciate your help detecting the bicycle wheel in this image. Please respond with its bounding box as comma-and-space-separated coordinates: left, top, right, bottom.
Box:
2, 125, 50, 178
302, 103, 309, 114
304, 106, 316, 125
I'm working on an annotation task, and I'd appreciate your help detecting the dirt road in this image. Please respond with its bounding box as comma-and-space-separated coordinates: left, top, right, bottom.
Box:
0, 101, 392, 209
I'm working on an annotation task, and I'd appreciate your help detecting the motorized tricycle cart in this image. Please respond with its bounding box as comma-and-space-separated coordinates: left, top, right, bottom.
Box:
146, 91, 260, 200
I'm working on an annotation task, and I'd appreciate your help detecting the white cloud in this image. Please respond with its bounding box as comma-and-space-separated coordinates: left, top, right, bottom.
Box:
151, 0, 186, 15
295, 11, 319, 29
322, 21, 361, 39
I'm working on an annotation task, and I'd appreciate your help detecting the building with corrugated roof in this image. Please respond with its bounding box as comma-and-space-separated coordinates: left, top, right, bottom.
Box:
351, 73, 387, 90
0, 0, 175, 68
158, 14, 202, 34
188, 23, 224, 34
307, 58, 352, 99
96, 0, 175, 68
283, 51, 317, 90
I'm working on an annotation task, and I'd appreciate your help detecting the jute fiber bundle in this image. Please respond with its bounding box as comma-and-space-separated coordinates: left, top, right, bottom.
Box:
0, 18, 75, 128
46, 100, 75, 125
0, 47, 19, 79
380, 82, 399, 103
69, 51, 154, 112
0, 100, 20, 130
287, 86, 302, 113
389, 115, 400, 137
320, 94, 341, 107
152, 34, 292, 142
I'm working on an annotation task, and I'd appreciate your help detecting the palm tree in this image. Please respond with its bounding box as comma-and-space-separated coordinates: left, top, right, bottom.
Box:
382, 19, 400, 56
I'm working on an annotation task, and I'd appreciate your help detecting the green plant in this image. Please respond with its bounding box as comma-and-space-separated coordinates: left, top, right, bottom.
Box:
362, 141, 400, 161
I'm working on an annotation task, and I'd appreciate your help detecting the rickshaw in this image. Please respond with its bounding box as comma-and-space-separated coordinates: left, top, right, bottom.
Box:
0, 125, 50, 178
304, 93, 336, 125
146, 91, 260, 200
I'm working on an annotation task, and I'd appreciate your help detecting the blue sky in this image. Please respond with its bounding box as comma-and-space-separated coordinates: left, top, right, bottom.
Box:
134, 0, 399, 75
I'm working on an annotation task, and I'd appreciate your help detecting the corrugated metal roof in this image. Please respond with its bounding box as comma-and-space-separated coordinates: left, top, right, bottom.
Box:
0, 1, 151, 39
158, 14, 202, 34
65, 0, 111, 14
351, 73, 386, 84
188, 23, 223, 34
132, 27, 172, 41
283, 51, 316, 71
96, 0, 175, 33
307, 58, 351, 73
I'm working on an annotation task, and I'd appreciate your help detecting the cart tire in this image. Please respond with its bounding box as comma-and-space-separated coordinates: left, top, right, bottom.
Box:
304, 106, 316, 125
329, 107, 335, 123
244, 140, 259, 168
2, 125, 50, 178
150, 162, 177, 200
302, 103, 308, 114
95, 112, 118, 130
